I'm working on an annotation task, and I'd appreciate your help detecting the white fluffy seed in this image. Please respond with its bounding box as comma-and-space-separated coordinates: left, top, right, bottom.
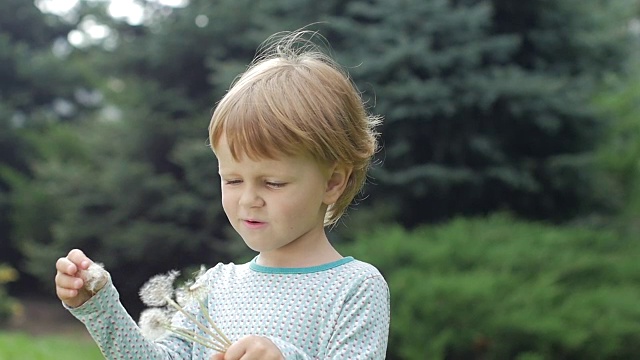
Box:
79, 262, 109, 295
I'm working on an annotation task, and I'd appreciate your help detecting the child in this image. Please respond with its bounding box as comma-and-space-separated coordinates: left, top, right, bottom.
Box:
55, 30, 390, 360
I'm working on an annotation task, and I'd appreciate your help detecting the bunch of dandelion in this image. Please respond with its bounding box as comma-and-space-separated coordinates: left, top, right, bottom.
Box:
137, 268, 231, 353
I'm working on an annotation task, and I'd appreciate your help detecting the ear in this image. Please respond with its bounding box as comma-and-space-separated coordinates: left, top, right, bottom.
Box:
323, 164, 353, 205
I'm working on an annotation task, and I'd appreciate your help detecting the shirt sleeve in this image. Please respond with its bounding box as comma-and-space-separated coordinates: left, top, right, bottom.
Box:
266, 274, 390, 360
67, 278, 195, 359
325, 274, 390, 359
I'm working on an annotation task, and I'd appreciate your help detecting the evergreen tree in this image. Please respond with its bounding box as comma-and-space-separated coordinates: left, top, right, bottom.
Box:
330, 0, 636, 225
0, 0, 90, 281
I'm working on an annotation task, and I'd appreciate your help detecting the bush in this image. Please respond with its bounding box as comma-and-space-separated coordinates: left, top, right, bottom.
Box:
339, 214, 640, 359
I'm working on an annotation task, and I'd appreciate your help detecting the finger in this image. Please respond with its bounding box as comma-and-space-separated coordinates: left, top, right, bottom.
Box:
55, 272, 83, 300
223, 336, 278, 360
210, 354, 224, 360
222, 341, 246, 360
56, 286, 79, 300
55, 272, 84, 290
56, 257, 78, 276
67, 249, 93, 270
232, 336, 282, 360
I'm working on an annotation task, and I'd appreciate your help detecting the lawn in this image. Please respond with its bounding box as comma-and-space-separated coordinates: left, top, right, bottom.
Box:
0, 332, 103, 360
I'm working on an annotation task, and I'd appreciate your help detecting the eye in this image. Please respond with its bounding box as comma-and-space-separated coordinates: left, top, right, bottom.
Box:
224, 179, 242, 185
266, 181, 286, 188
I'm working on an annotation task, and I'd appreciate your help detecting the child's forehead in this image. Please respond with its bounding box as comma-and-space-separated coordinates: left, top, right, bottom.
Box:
214, 132, 294, 160
214, 133, 327, 169
216, 150, 326, 180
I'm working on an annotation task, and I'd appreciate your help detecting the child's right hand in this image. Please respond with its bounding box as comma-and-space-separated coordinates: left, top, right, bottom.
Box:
55, 249, 96, 308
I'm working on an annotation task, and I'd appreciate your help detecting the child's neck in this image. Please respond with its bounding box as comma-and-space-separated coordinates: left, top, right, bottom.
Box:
256, 241, 342, 268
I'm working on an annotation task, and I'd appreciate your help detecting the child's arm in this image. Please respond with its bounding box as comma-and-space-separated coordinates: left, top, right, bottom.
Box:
55, 249, 196, 359
322, 274, 390, 359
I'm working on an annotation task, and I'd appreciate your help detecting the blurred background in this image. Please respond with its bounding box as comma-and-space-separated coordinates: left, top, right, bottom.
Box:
1, 0, 640, 359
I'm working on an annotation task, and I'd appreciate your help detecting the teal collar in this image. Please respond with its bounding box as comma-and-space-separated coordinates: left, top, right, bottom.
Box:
249, 256, 354, 274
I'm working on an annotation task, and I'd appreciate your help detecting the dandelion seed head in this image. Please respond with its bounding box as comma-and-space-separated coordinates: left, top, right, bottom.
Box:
138, 265, 229, 350
179, 267, 208, 302
139, 270, 180, 307
79, 262, 108, 294
175, 287, 188, 307
139, 308, 171, 341
195, 265, 207, 278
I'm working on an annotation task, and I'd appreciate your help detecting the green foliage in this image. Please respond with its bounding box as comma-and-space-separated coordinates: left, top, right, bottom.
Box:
340, 215, 640, 359
0, 0, 94, 282
329, 0, 637, 225
0, 0, 91, 123
593, 57, 640, 234
0, 332, 102, 360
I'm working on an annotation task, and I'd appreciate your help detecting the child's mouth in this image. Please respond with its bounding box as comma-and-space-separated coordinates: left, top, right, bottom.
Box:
244, 219, 266, 228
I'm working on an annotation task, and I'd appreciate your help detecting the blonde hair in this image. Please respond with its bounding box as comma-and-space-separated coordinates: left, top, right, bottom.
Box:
209, 30, 381, 226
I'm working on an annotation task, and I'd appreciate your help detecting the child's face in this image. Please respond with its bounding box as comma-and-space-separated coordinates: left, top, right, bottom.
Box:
216, 135, 332, 263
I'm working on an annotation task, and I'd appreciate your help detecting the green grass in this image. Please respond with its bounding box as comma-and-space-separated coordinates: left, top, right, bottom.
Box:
0, 332, 103, 360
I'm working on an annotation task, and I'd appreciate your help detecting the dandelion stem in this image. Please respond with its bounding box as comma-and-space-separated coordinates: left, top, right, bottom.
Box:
198, 300, 232, 346
167, 326, 227, 353
164, 297, 231, 349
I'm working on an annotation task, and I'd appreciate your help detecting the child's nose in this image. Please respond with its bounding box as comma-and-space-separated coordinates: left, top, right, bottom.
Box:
238, 186, 264, 207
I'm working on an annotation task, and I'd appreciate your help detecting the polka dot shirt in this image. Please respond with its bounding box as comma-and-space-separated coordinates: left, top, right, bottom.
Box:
69, 257, 390, 359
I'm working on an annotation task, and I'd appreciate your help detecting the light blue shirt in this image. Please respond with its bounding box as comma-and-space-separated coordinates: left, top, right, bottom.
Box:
69, 257, 390, 359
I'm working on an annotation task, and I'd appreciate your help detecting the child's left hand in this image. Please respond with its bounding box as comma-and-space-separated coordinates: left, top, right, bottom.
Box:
210, 335, 284, 360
